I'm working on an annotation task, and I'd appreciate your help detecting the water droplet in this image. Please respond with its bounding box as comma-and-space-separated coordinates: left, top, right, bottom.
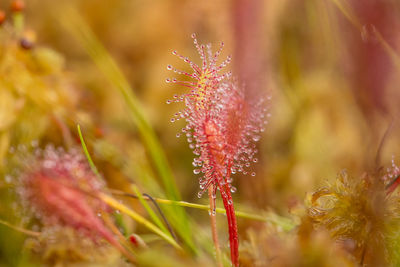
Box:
253, 158, 258, 163
166, 100, 172, 104
361, 24, 377, 43
251, 172, 256, 177
170, 118, 175, 123
5, 175, 12, 184
167, 65, 173, 70
176, 133, 181, 138
31, 140, 39, 147
230, 186, 237, 193
191, 33, 196, 39
227, 199, 233, 205
197, 191, 203, 198
252, 135, 260, 142
193, 169, 201, 175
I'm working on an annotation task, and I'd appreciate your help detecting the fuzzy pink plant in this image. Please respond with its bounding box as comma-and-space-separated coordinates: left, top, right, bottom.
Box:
18, 146, 128, 256
167, 34, 268, 266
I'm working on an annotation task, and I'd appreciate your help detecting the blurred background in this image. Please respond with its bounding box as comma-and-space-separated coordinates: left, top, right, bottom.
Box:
1, 0, 400, 266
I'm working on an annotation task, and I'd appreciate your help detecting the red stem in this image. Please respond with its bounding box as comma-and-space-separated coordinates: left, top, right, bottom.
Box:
218, 182, 239, 266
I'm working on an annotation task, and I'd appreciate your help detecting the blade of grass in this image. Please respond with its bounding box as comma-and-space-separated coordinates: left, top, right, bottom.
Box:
62, 10, 195, 252
110, 189, 296, 232
77, 125, 183, 250
98, 193, 182, 250
0, 219, 40, 237
131, 185, 171, 237
77, 125, 101, 178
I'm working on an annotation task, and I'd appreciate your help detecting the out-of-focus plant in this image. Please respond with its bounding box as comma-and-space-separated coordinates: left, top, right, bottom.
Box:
0, 4, 78, 168
166, 34, 268, 266
0, 3, 82, 265
15, 145, 135, 264
62, 11, 196, 253
307, 161, 400, 266
241, 220, 355, 267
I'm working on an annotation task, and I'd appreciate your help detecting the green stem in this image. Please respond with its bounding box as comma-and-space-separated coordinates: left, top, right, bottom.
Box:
77, 125, 101, 178
0, 219, 40, 237
98, 193, 182, 250
110, 189, 296, 231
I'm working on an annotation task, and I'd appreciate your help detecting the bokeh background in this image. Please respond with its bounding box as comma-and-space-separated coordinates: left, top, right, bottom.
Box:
1, 0, 400, 266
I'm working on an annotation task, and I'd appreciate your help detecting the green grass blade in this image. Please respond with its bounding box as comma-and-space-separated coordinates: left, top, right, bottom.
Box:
131, 185, 171, 236
77, 125, 101, 178
63, 12, 195, 252
77, 125, 182, 249
99, 193, 182, 250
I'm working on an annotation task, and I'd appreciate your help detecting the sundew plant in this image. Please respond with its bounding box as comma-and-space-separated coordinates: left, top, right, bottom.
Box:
2, 0, 400, 266
166, 34, 267, 266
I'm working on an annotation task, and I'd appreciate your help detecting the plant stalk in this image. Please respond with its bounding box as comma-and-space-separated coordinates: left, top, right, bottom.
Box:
219, 182, 239, 267
208, 185, 223, 267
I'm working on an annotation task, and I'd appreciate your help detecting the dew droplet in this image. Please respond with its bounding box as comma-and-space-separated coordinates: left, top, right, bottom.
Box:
193, 169, 201, 175
5, 175, 12, 184
167, 65, 173, 70
251, 172, 256, 177
31, 140, 39, 147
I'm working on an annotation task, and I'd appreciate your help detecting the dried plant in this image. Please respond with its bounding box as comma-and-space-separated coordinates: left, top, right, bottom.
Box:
308, 162, 400, 266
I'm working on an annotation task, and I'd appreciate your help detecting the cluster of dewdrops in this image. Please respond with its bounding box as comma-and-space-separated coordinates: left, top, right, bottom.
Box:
166, 34, 270, 199
383, 156, 400, 184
